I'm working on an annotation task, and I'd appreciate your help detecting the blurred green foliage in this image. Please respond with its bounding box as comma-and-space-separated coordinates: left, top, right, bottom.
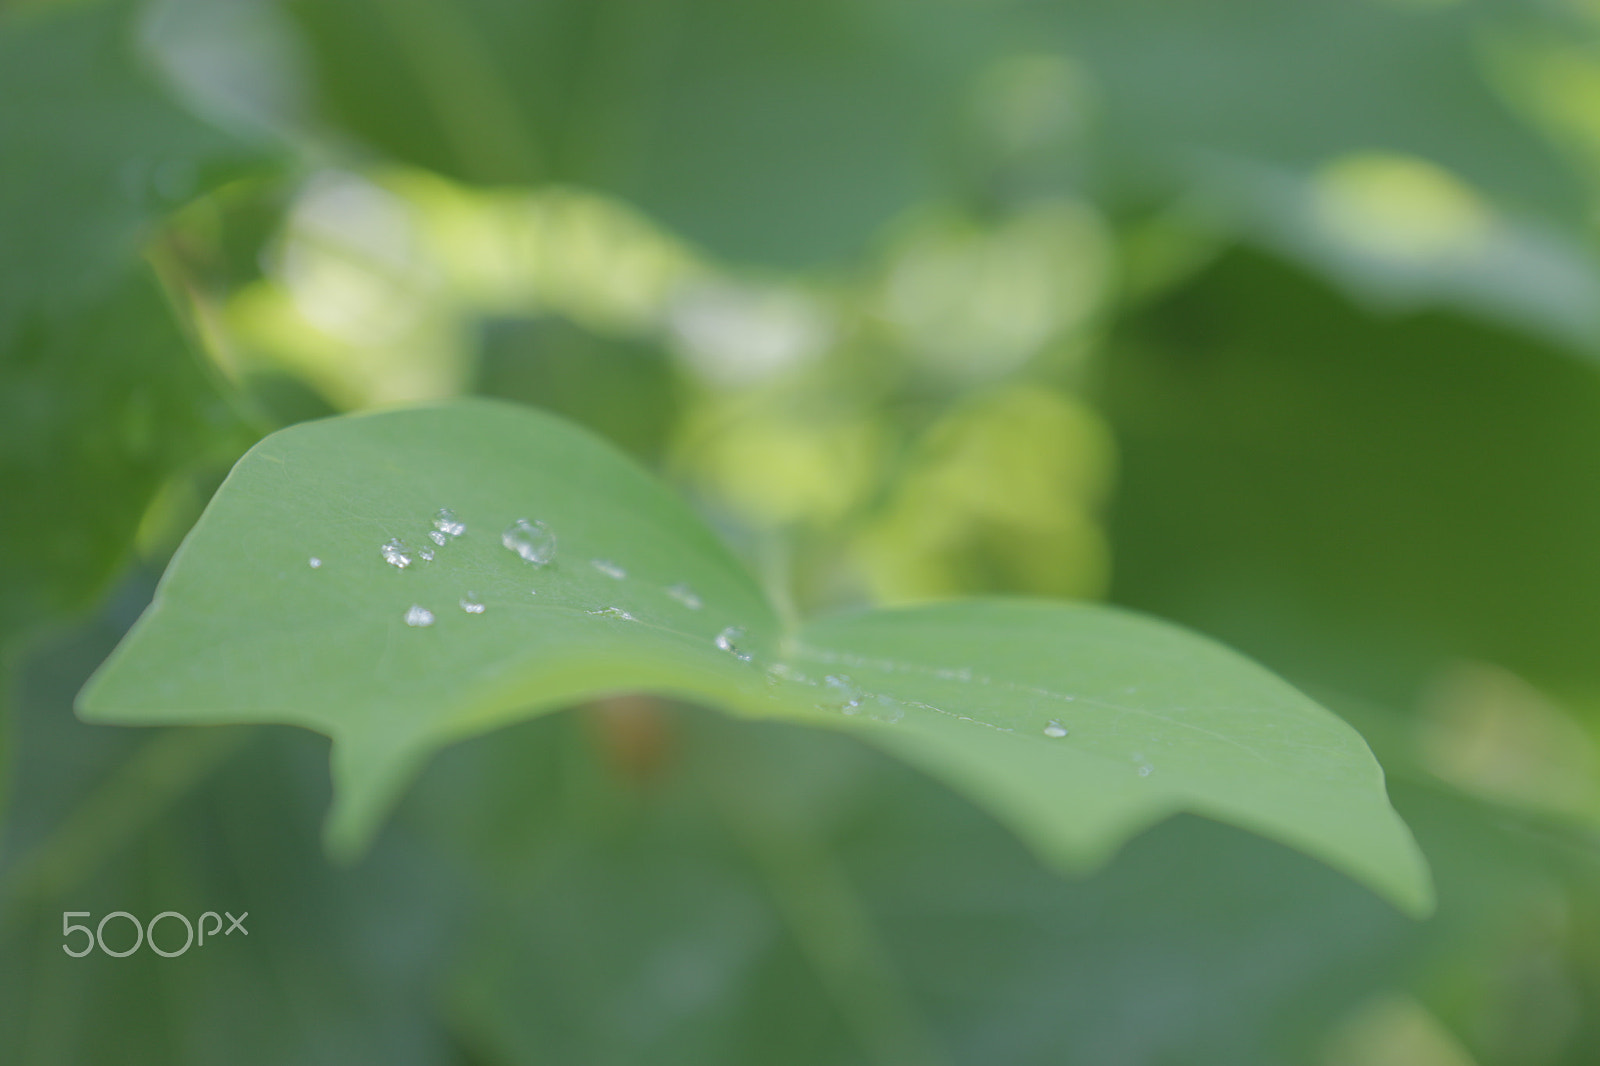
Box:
5, 0, 1600, 1061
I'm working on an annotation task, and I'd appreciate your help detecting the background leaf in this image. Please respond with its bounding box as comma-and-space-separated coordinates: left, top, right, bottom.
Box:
10, 0, 1600, 1057
1102, 248, 1600, 707
0, 0, 271, 648
284, 0, 994, 266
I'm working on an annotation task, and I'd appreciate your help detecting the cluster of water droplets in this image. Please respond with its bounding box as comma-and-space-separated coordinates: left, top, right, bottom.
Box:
362, 510, 1124, 760
824, 675, 910, 723
381, 508, 468, 571
370, 508, 477, 623
758, 669, 908, 724
754, 664, 908, 723
758, 657, 1101, 745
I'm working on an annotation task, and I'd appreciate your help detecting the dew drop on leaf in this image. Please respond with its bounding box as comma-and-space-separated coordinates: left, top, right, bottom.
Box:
824, 674, 863, 714
433, 507, 466, 538
870, 693, 906, 723
502, 518, 556, 565
589, 606, 637, 621
666, 583, 703, 609
381, 538, 413, 569
308, 557, 322, 569
404, 604, 435, 627
459, 592, 485, 614
715, 626, 753, 661
1044, 720, 1068, 738
591, 559, 626, 579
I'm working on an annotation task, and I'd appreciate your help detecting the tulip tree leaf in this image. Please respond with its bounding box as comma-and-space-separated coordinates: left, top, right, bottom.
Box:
77, 400, 1432, 914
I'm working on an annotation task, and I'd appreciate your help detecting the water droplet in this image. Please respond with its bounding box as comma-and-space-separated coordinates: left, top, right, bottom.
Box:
667, 583, 703, 610
381, 538, 413, 569
591, 559, 626, 580
823, 675, 864, 714
1137, 764, 1154, 777
308, 557, 322, 569
418, 546, 435, 562
715, 626, 753, 661
589, 606, 637, 621
870, 694, 906, 723
433, 508, 466, 538
766, 662, 807, 684
502, 518, 556, 565
1043, 720, 1069, 738
460, 592, 485, 614
428, 530, 448, 546
404, 604, 435, 627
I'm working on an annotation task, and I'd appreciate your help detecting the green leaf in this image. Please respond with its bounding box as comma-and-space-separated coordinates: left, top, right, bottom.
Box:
1050, 0, 1585, 223
1039, 0, 1600, 349
283, 0, 993, 265
0, 267, 247, 643
1104, 248, 1600, 702
0, 0, 272, 646
0, 0, 265, 337
77, 400, 1432, 914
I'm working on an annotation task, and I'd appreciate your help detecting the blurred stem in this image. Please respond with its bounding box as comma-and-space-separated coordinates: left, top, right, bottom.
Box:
709, 740, 946, 1066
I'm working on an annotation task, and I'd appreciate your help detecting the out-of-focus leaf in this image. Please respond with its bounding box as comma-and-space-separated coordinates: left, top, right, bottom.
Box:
1031, 0, 1600, 349
853, 385, 1113, 603
284, 0, 994, 265
13, 582, 1591, 1065
420, 707, 1420, 1066
1386, 782, 1600, 1064
0, 582, 459, 1066
0, 268, 245, 643
0, 0, 270, 645
1187, 153, 1600, 353
473, 316, 681, 465
1101, 248, 1600, 703
0, 0, 262, 334
1042, 0, 1586, 221
78, 400, 1429, 912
